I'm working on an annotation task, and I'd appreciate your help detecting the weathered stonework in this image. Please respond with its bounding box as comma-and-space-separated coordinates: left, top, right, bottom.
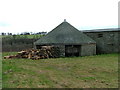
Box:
83, 30, 120, 54
57, 44, 96, 57
81, 44, 96, 56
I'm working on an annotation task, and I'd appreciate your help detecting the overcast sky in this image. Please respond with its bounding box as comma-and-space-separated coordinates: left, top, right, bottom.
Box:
0, 0, 119, 34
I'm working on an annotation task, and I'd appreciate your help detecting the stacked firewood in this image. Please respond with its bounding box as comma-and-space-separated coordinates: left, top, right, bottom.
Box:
4, 46, 60, 60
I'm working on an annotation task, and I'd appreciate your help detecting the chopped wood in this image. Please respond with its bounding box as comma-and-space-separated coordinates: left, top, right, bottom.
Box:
3, 46, 60, 60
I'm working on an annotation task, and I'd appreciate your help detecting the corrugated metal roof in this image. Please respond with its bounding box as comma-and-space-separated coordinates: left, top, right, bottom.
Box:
34, 21, 96, 45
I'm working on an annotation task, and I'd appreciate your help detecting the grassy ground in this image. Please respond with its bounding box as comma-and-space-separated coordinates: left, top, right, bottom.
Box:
2, 53, 118, 88
0, 53, 2, 89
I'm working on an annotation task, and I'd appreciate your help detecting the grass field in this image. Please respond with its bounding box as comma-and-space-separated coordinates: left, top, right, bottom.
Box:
0, 53, 2, 89
2, 52, 118, 88
1, 34, 43, 39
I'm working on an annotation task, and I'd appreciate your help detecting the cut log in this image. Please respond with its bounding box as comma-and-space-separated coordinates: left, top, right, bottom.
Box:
4, 46, 60, 60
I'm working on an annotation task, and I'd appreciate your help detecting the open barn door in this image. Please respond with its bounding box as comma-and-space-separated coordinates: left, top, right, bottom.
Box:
65, 45, 81, 57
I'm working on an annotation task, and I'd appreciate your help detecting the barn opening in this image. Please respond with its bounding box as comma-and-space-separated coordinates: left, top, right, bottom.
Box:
65, 45, 81, 57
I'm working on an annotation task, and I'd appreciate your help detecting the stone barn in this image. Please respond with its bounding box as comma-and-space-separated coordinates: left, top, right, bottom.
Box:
82, 28, 120, 54
34, 20, 96, 57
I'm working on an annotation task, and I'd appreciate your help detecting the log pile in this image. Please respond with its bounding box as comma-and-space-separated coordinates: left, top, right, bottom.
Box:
4, 46, 60, 60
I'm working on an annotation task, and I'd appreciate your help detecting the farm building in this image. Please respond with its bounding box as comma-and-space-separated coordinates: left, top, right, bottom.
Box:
34, 20, 96, 57
82, 28, 120, 54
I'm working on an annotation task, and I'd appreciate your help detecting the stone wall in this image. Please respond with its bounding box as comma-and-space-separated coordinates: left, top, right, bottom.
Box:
83, 31, 119, 54
56, 44, 96, 57
81, 44, 96, 56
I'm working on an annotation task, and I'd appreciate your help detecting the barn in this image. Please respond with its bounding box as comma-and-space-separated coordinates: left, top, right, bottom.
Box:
34, 20, 96, 57
82, 28, 120, 54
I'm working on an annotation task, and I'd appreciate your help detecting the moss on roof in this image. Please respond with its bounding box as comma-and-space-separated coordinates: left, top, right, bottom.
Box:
34, 21, 96, 45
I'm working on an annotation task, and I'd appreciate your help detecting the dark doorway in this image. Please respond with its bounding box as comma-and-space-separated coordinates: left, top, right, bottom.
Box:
36, 45, 42, 49
65, 45, 81, 57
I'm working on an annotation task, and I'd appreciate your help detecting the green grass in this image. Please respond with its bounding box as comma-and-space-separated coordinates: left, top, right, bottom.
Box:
2, 53, 118, 88
0, 53, 2, 89
1, 34, 43, 39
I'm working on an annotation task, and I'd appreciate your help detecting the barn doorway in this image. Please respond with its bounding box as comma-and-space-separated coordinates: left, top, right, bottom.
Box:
65, 45, 81, 57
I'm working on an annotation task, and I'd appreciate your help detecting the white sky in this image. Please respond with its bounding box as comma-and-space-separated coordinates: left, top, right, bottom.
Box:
0, 0, 119, 34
